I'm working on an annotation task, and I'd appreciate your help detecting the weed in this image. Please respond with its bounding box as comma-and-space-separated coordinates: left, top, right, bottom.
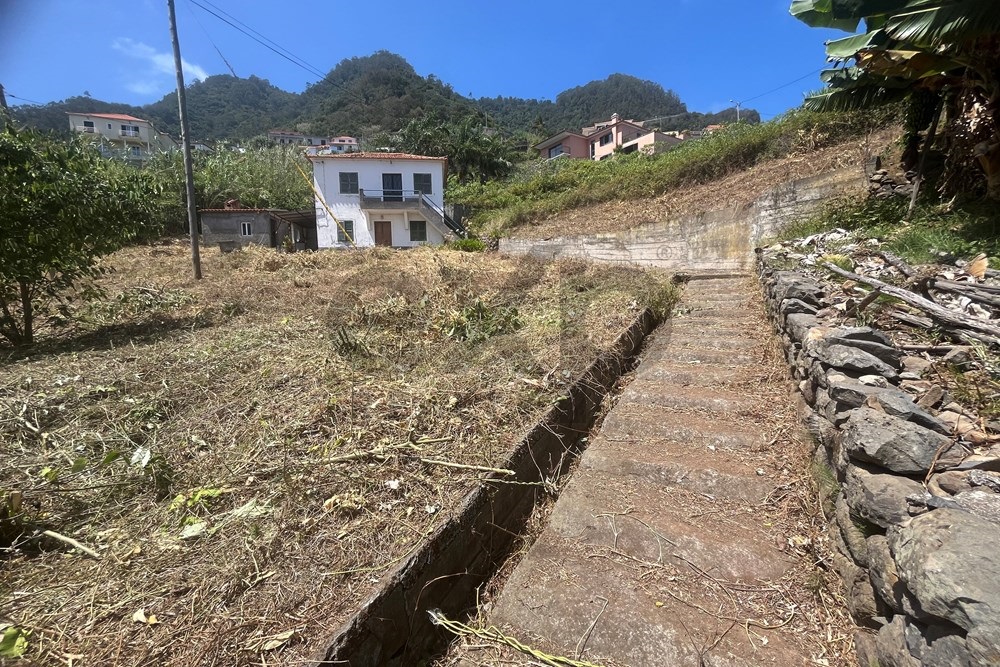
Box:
446, 238, 487, 252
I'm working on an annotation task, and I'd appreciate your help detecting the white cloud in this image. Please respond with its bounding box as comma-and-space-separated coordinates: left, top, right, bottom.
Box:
112, 38, 208, 96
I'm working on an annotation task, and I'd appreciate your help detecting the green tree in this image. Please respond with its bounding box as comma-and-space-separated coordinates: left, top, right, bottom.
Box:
0, 128, 160, 346
791, 0, 1000, 197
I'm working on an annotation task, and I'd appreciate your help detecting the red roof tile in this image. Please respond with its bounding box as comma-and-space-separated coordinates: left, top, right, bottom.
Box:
307, 151, 447, 161
69, 112, 148, 122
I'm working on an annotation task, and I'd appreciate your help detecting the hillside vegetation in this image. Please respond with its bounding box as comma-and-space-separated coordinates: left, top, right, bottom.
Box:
451, 108, 896, 238
11, 52, 756, 142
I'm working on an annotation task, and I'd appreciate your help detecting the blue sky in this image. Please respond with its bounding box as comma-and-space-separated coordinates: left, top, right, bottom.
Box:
0, 0, 846, 121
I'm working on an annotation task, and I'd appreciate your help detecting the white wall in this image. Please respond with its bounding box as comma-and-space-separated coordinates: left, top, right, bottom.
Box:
311, 156, 448, 249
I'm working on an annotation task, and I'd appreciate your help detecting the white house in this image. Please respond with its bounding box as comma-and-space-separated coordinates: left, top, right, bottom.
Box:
67, 112, 176, 161
308, 151, 463, 249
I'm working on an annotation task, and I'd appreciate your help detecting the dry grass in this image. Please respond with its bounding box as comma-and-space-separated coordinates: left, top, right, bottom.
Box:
0, 242, 677, 667
507, 128, 898, 241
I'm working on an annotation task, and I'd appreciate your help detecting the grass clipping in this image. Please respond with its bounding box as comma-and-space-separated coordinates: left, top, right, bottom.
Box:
0, 242, 676, 666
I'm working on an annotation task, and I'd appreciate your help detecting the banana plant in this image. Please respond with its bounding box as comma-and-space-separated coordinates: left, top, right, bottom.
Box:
792, 0, 1000, 197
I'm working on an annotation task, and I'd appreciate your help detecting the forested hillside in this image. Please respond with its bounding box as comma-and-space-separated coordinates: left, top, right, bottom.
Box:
11, 52, 758, 142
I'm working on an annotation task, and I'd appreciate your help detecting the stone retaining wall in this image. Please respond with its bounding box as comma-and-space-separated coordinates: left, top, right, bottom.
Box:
757, 261, 1000, 666
309, 309, 657, 666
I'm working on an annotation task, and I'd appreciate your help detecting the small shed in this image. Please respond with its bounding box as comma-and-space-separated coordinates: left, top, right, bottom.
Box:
199, 203, 317, 252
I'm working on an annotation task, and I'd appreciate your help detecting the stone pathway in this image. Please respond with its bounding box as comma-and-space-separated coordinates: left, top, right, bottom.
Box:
480, 276, 819, 666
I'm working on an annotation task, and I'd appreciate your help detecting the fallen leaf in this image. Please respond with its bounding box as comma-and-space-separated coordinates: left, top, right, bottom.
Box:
180, 522, 207, 539
0, 625, 29, 658
261, 629, 295, 651
967, 253, 988, 280
131, 609, 148, 624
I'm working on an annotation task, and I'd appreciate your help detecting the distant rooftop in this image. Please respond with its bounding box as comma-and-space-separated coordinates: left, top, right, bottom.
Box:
307, 151, 446, 161
68, 112, 148, 122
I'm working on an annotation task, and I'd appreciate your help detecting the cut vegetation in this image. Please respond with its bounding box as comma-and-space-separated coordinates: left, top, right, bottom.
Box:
0, 243, 676, 666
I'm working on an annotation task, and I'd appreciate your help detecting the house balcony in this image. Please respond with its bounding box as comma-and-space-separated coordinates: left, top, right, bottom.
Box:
358, 189, 467, 239
359, 189, 427, 211
76, 125, 97, 133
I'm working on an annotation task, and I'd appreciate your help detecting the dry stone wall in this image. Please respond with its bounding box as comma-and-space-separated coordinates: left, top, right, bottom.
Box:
758, 261, 1000, 667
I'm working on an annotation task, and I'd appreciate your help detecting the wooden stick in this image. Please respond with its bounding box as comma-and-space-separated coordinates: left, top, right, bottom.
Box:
824, 263, 1000, 341
900, 344, 962, 353
878, 251, 917, 278
418, 458, 515, 476
40, 529, 101, 559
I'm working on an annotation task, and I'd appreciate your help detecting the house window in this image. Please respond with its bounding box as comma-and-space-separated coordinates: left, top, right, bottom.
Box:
82, 120, 95, 133
107, 123, 112, 129
548, 144, 564, 158
339, 172, 359, 194
413, 173, 432, 195
599, 133, 613, 146
130, 146, 141, 157
121, 124, 140, 137
409, 220, 427, 242
240, 222, 252, 236
321, 139, 327, 145
337, 219, 354, 243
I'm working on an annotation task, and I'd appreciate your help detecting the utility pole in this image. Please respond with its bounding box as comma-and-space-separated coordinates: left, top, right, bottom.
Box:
730, 99, 742, 123
167, 0, 202, 279
0, 83, 10, 130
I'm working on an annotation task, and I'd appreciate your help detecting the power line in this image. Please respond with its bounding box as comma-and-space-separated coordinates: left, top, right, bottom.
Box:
182, 0, 237, 77
737, 68, 825, 105
186, 0, 327, 81
6, 92, 46, 105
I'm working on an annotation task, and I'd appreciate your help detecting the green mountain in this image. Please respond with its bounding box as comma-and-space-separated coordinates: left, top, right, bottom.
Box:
10, 52, 758, 142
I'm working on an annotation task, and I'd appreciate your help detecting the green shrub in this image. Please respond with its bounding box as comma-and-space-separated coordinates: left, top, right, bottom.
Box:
446, 238, 487, 252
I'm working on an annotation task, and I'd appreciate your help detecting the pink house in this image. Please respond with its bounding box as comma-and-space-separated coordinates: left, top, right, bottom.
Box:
534, 113, 674, 161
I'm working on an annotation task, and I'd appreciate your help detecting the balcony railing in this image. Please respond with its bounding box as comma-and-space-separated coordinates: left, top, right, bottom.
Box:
359, 189, 427, 206
120, 129, 141, 138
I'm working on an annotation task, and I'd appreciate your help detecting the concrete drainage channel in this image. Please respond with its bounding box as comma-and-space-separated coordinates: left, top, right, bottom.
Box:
308, 309, 657, 667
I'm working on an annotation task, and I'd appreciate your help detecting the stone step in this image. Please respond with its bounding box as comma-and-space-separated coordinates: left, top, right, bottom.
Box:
632, 364, 750, 387
617, 382, 759, 415
488, 467, 802, 666
491, 532, 804, 667
643, 346, 760, 366
583, 438, 775, 503
601, 405, 768, 452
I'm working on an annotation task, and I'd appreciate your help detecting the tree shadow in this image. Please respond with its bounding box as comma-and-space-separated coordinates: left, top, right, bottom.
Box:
0, 314, 213, 364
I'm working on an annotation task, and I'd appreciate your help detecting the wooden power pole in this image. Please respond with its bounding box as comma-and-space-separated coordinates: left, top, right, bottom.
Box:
167, 0, 202, 279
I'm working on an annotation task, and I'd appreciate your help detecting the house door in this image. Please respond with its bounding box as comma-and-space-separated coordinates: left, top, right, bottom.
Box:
374, 220, 392, 247
382, 173, 403, 201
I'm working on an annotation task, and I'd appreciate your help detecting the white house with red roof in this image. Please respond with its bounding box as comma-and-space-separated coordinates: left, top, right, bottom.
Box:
307, 151, 465, 249
67, 112, 176, 161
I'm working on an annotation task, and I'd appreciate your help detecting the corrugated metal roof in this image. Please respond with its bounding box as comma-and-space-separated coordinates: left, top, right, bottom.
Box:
307, 152, 447, 161
68, 112, 148, 122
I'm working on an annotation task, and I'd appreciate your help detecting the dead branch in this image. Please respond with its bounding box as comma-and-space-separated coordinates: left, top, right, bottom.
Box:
824, 263, 1000, 344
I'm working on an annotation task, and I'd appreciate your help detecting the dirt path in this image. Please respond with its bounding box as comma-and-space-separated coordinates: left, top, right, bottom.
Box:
442, 276, 853, 666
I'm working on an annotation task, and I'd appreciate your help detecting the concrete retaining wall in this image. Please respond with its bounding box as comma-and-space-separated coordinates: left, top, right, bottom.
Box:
499, 169, 862, 272
310, 309, 658, 666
